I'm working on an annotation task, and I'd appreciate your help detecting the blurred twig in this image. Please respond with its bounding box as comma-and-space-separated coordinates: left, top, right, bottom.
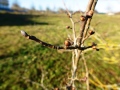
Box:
22, 70, 48, 90
82, 53, 89, 90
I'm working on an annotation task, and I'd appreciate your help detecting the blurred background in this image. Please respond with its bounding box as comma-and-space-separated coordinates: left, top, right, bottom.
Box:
0, 0, 120, 90
0, 0, 120, 13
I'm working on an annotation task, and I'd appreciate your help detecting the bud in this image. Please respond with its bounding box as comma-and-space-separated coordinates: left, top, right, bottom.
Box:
92, 45, 97, 49
89, 30, 95, 35
87, 10, 94, 18
21, 30, 28, 37
80, 15, 86, 21
88, 10, 94, 16
54, 88, 59, 90
64, 40, 71, 46
91, 42, 99, 51
67, 13, 71, 18
91, 42, 97, 46
66, 26, 72, 29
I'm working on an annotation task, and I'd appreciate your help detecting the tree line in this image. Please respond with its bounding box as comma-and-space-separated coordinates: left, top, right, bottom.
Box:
0, 0, 9, 7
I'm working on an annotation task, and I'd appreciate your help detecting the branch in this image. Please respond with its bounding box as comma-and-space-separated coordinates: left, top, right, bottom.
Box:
21, 30, 95, 51
78, 0, 97, 46
84, 0, 98, 38
82, 53, 89, 90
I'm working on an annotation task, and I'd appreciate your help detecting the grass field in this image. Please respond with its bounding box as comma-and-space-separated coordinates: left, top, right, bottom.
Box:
0, 12, 120, 90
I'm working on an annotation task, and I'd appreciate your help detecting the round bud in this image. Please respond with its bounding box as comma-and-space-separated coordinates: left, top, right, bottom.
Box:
64, 40, 71, 46
66, 26, 71, 29
54, 88, 59, 90
89, 30, 95, 35
92, 46, 99, 51
88, 10, 94, 16
91, 42, 99, 51
92, 46, 97, 49
92, 42, 97, 46
92, 42, 96, 49
80, 15, 86, 21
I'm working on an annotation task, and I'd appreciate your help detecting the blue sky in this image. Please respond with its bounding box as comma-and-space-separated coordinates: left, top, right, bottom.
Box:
9, 0, 120, 13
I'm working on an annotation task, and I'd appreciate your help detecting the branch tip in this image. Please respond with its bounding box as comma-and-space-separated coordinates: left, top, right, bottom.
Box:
21, 30, 28, 37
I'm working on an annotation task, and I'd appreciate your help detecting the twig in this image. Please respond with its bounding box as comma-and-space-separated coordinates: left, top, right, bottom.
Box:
78, 0, 96, 47
82, 53, 89, 90
22, 77, 48, 90
62, 0, 71, 18
21, 30, 93, 50
62, 0, 77, 45
22, 70, 48, 90
70, 17, 77, 46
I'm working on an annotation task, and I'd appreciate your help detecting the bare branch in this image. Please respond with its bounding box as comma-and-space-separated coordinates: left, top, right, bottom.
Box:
22, 76, 48, 90
82, 53, 89, 90
84, 0, 98, 38
62, 0, 77, 47
62, 0, 71, 18
21, 30, 94, 51
78, 0, 97, 47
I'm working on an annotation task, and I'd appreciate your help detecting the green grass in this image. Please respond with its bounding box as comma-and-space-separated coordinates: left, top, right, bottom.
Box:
0, 12, 120, 90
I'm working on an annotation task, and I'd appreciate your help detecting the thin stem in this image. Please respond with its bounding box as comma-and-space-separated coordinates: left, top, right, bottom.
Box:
62, 0, 71, 18
22, 76, 48, 90
82, 53, 89, 90
62, 0, 77, 46
70, 18, 76, 46
70, 51, 76, 87
21, 30, 93, 50
82, 34, 90, 44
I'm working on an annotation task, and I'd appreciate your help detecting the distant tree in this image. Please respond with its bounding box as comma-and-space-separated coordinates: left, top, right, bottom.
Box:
46, 7, 51, 12
39, 6, 42, 11
58, 8, 65, 13
11, 2, 21, 10
0, 0, 9, 7
31, 4, 36, 11
106, 5, 112, 13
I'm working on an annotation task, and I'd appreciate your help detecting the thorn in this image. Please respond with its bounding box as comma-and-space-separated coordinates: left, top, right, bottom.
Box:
21, 30, 28, 37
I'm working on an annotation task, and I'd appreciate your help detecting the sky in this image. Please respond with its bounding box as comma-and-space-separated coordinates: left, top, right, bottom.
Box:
8, 0, 120, 13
